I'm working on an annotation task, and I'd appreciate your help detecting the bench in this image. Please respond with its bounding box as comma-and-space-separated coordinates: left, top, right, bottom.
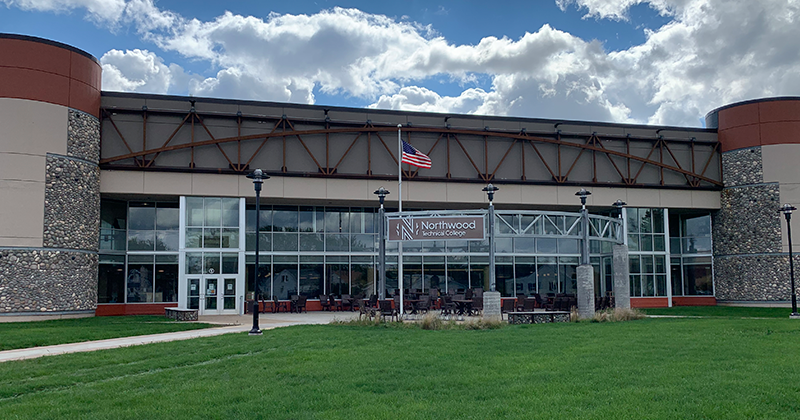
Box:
507, 311, 571, 324
165, 308, 198, 321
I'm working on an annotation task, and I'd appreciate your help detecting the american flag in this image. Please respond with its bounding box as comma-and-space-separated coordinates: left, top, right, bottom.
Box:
401, 140, 432, 169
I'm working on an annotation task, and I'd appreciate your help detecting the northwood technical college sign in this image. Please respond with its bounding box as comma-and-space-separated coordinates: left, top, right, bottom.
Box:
387, 215, 485, 241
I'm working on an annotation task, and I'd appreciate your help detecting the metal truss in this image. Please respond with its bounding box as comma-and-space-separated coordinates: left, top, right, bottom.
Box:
99, 105, 721, 189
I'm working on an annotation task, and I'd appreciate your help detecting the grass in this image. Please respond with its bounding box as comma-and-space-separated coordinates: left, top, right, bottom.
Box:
1, 316, 800, 419
0, 316, 214, 351
641, 305, 794, 318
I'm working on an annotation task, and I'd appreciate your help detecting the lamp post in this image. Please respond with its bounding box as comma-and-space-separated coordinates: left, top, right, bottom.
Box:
246, 169, 269, 335
576, 188, 592, 265
612, 199, 627, 243
374, 187, 390, 300
779, 204, 798, 317
482, 184, 499, 292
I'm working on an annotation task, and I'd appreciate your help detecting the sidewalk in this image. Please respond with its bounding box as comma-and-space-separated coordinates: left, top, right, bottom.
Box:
0, 311, 359, 363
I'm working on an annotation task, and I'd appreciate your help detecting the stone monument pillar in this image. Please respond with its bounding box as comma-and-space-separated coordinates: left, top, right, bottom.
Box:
576, 265, 595, 319
613, 243, 631, 309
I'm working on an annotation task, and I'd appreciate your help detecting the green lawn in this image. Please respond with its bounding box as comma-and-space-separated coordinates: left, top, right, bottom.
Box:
1, 317, 799, 419
0, 316, 214, 351
642, 305, 793, 318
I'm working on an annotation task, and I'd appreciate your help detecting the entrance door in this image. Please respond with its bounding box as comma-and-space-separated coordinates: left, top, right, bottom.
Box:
187, 276, 239, 315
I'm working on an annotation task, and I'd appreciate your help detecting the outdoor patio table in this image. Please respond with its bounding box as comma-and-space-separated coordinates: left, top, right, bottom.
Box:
453, 299, 473, 316
405, 299, 422, 314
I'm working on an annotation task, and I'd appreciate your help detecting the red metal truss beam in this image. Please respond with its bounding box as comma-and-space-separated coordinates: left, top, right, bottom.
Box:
99, 122, 721, 187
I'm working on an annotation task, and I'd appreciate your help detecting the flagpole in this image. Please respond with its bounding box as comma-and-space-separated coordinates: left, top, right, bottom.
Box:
397, 124, 404, 320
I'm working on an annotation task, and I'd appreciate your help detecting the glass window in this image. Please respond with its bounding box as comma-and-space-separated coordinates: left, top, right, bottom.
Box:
274, 258, 298, 300
156, 204, 179, 230
186, 197, 204, 227
325, 208, 349, 233
273, 206, 298, 232
128, 230, 154, 251
222, 253, 238, 274
97, 255, 125, 303
299, 233, 324, 251
156, 231, 178, 251
186, 252, 202, 274
514, 262, 536, 296
351, 258, 374, 296
446, 258, 468, 293
204, 198, 221, 227
204, 228, 220, 248
300, 257, 324, 298
155, 255, 178, 303
101, 200, 126, 229
204, 253, 221, 275
273, 232, 298, 251
424, 257, 445, 291
326, 256, 348, 297
537, 261, 558, 295
684, 262, 713, 295
537, 238, 557, 254
514, 237, 535, 253
128, 203, 155, 230
221, 198, 239, 227
127, 255, 154, 303
299, 206, 324, 232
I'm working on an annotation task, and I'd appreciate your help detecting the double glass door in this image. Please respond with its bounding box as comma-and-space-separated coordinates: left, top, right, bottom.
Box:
188, 276, 238, 315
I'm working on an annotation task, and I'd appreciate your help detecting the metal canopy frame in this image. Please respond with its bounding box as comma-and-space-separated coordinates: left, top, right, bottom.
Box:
99, 105, 721, 189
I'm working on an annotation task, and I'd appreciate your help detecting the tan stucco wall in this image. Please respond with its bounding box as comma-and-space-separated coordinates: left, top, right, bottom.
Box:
101, 169, 721, 210
761, 144, 800, 253
0, 98, 68, 247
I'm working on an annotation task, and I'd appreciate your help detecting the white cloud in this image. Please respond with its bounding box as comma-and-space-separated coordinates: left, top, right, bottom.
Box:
8, 0, 800, 127
100, 49, 189, 93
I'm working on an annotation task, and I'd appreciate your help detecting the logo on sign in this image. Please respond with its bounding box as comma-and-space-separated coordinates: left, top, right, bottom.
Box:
388, 215, 485, 241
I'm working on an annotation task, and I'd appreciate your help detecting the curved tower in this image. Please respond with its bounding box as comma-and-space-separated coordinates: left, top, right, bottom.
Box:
0, 34, 101, 315
707, 97, 800, 302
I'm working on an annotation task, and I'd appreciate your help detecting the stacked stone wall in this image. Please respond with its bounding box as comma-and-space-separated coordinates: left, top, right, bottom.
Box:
0, 250, 97, 312
0, 109, 100, 314
713, 146, 791, 301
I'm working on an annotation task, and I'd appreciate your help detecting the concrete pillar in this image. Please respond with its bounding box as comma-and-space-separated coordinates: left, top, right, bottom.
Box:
576, 264, 594, 319
482, 291, 501, 322
613, 243, 631, 309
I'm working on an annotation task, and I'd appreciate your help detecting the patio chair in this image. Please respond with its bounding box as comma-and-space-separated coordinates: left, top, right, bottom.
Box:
440, 295, 456, 316
294, 295, 307, 313
523, 297, 536, 312
473, 288, 484, 298
272, 295, 287, 313
471, 296, 483, 316
366, 294, 378, 308
329, 294, 341, 312
465, 288, 473, 300
379, 299, 397, 322
532, 293, 548, 309
501, 298, 515, 319
516, 294, 526, 312
319, 295, 331, 311
416, 295, 431, 314
341, 294, 354, 311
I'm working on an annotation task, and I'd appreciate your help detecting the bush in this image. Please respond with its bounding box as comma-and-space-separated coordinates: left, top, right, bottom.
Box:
591, 308, 646, 323
419, 312, 444, 330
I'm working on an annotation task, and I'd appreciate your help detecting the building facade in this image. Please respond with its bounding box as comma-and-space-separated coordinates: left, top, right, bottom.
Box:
1, 34, 798, 317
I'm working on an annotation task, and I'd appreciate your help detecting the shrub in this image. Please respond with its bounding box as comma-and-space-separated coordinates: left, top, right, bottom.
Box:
591, 307, 646, 323
419, 312, 444, 330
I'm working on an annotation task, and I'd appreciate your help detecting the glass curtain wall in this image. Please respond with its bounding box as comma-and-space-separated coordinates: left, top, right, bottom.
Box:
98, 201, 180, 304
669, 212, 714, 295
627, 208, 669, 298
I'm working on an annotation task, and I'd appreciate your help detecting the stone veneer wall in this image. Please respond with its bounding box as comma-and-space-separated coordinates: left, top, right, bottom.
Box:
713, 146, 790, 301
0, 110, 100, 314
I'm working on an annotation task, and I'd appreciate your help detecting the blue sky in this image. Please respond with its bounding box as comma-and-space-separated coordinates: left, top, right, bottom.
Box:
1, 0, 798, 127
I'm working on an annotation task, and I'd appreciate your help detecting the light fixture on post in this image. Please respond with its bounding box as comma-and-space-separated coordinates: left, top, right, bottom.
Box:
246, 168, 269, 335
482, 184, 499, 292
575, 188, 594, 319
576, 188, 592, 265
374, 187, 390, 300
612, 199, 627, 243
779, 203, 799, 318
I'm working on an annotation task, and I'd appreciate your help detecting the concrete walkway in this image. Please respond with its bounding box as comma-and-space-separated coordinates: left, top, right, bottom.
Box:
0, 311, 359, 363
